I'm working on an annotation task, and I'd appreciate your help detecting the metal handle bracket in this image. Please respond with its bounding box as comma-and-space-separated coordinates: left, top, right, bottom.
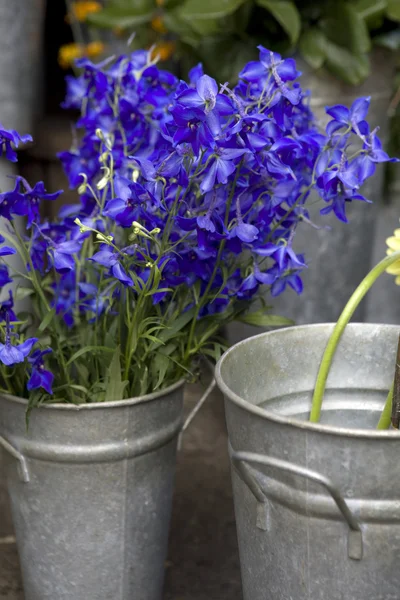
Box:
178, 378, 216, 450
0, 435, 30, 483
230, 447, 363, 560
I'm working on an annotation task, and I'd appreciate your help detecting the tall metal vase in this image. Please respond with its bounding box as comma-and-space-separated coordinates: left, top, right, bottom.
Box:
228, 49, 394, 345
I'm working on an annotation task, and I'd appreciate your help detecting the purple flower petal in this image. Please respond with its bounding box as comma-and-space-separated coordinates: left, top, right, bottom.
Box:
350, 97, 370, 123
235, 222, 259, 243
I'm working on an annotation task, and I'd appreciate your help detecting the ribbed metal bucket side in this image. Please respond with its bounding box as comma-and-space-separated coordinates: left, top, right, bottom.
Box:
0, 381, 184, 600
216, 324, 400, 600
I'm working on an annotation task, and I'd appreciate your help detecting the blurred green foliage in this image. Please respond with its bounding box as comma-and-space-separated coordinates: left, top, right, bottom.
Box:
87, 0, 400, 84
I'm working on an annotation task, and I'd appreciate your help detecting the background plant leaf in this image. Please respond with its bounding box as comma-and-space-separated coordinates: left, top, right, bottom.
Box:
256, 0, 301, 44
354, 0, 387, 28
299, 28, 327, 69
323, 40, 370, 85
87, 0, 154, 28
237, 310, 294, 327
320, 2, 371, 56
179, 0, 248, 21
387, 0, 400, 21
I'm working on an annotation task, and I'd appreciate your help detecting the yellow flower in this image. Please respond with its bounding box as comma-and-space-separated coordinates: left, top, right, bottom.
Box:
151, 15, 167, 34
58, 43, 84, 69
386, 228, 400, 284
58, 41, 105, 69
156, 0, 164, 5
86, 41, 106, 59
150, 41, 175, 62
70, 1, 102, 22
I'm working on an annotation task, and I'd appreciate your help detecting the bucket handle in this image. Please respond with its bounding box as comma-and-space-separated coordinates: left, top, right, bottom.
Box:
178, 377, 216, 450
230, 448, 363, 561
0, 435, 30, 483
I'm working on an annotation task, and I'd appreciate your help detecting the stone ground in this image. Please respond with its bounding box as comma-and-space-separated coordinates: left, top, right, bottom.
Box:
0, 381, 242, 600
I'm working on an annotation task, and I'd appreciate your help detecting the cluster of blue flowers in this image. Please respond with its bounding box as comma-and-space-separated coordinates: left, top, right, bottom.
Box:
0, 45, 395, 401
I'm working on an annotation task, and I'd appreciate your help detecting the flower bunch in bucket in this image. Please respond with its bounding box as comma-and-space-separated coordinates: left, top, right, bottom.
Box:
0, 46, 393, 409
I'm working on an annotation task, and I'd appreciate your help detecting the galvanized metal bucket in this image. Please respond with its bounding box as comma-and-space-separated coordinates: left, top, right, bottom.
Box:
0, 381, 184, 600
216, 323, 400, 600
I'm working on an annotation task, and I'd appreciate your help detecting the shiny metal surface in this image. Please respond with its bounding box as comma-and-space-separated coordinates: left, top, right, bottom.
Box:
216, 323, 400, 600
0, 381, 184, 600
0, 0, 45, 131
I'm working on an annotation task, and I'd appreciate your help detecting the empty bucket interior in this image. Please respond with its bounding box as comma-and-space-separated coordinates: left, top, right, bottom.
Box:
218, 323, 400, 429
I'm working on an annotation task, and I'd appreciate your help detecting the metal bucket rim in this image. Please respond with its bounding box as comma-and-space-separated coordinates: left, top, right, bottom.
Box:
215, 322, 400, 439
0, 378, 186, 411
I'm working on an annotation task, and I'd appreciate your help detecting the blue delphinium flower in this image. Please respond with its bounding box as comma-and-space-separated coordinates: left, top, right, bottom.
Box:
0, 125, 32, 162
0, 336, 37, 366
27, 349, 54, 394
0, 265, 12, 287
0, 177, 63, 226
0, 44, 395, 402
91, 246, 133, 287
0, 291, 17, 323
325, 97, 370, 137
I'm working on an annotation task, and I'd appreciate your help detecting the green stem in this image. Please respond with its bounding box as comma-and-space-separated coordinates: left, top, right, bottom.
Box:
13, 225, 76, 401
310, 250, 400, 423
377, 383, 394, 430
183, 160, 243, 363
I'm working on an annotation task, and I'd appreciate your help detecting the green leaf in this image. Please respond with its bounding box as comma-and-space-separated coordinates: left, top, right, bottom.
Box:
256, 0, 301, 44
321, 3, 371, 55
324, 40, 370, 85
53, 384, 89, 395
354, 0, 386, 27
195, 36, 258, 83
387, 0, 400, 21
142, 334, 164, 344
162, 0, 182, 7
105, 319, 119, 348
110, 0, 153, 8
163, 9, 200, 41
104, 347, 128, 401
299, 28, 327, 69
237, 311, 294, 327
38, 308, 56, 333
201, 342, 226, 363
179, 0, 248, 20
189, 17, 221, 35
87, 1, 154, 29
151, 352, 170, 390
159, 307, 196, 343
15, 287, 34, 301
145, 287, 173, 296
66, 346, 115, 366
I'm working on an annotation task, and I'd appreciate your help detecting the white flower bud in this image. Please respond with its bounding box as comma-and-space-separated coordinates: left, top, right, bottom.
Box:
77, 173, 88, 195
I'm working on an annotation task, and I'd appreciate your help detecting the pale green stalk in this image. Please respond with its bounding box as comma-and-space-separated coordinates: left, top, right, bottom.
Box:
310, 250, 400, 424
